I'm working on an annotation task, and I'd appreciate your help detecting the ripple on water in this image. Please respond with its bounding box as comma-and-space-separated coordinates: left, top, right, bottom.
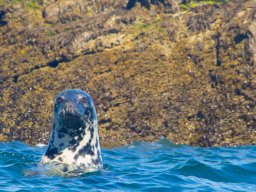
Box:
1, 139, 256, 191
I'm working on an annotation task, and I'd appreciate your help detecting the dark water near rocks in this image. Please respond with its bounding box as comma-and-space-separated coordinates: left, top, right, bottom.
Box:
1, 139, 256, 191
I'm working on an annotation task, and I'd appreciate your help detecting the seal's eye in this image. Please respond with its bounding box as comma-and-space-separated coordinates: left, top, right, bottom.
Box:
56, 97, 64, 106
79, 96, 88, 105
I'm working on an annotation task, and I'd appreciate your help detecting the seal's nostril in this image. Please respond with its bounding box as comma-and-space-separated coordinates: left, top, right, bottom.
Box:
62, 102, 77, 115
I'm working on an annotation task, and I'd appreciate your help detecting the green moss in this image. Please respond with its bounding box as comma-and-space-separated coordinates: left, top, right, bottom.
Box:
180, 4, 189, 10
13, 0, 20, 3
181, 0, 229, 10
133, 20, 167, 36
190, 1, 198, 8
0, 0, 11, 6
26, 0, 41, 9
135, 22, 150, 30
5, 0, 42, 9
46, 30, 57, 36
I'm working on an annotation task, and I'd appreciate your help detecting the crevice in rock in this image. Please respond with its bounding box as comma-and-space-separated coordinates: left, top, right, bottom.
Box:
10, 64, 45, 83
0, 48, 102, 84
47, 56, 68, 68
13, 75, 19, 83
209, 71, 224, 88
127, 0, 151, 9
126, 0, 171, 9
215, 33, 221, 66
234, 33, 248, 44
0, 11, 7, 26
0, 57, 69, 84
196, 111, 205, 120
234, 88, 253, 101
99, 118, 112, 124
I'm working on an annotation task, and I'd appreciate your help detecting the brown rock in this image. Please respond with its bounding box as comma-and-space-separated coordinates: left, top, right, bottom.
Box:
0, 0, 256, 147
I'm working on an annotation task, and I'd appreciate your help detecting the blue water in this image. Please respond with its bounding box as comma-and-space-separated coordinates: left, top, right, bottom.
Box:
1, 139, 256, 191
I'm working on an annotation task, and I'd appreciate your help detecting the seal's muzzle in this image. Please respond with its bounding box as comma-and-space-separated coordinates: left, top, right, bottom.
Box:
62, 102, 77, 116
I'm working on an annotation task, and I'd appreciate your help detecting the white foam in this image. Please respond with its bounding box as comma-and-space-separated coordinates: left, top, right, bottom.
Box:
35, 143, 47, 147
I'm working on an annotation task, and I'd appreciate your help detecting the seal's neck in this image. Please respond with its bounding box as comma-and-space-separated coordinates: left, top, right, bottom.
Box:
41, 119, 102, 168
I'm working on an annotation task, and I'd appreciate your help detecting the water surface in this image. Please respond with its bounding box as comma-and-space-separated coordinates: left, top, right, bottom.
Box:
0, 139, 256, 191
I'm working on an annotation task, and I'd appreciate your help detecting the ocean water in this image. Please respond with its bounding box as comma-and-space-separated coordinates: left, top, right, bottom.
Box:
0, 139, 256, 192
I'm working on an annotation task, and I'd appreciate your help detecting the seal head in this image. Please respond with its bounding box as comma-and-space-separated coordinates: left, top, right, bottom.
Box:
41, 89, 102, 173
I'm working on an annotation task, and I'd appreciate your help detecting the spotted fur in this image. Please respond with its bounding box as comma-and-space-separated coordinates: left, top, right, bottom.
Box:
41, 89, 102, 173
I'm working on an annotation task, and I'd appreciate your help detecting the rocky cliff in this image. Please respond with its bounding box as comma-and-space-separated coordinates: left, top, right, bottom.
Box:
0, 0, 255, 147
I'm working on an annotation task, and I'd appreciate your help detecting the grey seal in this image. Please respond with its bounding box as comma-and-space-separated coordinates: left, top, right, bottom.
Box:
41, 89, 102, 174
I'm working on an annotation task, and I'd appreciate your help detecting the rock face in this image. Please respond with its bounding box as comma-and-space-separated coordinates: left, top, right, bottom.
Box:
0, 0, 255, 147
